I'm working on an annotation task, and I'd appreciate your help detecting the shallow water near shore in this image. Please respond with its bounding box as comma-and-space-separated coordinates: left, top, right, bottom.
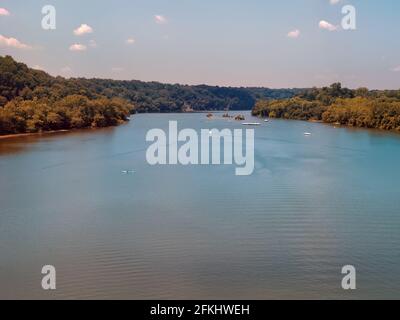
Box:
1, 111, 400, 299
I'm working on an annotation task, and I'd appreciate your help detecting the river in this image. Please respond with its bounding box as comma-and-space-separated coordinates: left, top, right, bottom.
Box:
0, 112, 399, 299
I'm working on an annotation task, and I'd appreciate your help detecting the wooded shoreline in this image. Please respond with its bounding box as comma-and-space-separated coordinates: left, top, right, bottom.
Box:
2, 56, 400, 136
252, 84, 400, 132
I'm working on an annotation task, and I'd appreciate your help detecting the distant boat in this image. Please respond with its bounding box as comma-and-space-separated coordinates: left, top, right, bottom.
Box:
304, 132, 312, 136
242, 122, 261, 126
122, 170, 135, 174
264, 119, 269, 122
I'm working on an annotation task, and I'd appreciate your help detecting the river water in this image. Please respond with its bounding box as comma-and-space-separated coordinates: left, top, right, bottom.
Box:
0, 112, 399, 299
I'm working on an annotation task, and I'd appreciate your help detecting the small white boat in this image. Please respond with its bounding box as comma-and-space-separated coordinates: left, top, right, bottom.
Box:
242, 122, 261, 126
264, 119, 269, 122
304, 132, 312, 136
122, 170, 135, 174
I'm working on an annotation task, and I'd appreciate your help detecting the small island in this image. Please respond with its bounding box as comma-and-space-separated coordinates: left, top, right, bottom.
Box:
234, 114, 245, 121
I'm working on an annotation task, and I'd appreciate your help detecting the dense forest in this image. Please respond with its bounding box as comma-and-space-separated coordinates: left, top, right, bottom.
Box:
6, 55, 399, 134
0, 95, 132, 134
252, 83, 400, 131
0, 55, 299, 134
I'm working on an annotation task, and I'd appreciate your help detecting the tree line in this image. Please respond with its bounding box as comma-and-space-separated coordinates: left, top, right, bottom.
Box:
0, 55, 300, 135
0, 95, 132, 134
252, 83, 400, 131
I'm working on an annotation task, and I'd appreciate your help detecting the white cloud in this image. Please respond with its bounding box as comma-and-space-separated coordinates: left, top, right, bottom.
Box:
73, 24, 93, 36
392, 66, 400, 72
69, 44, 87, 51
330, 0, 341, 4
287, 29, 300, 38
154, 15, 167, 24
0, 8, 10, 16
126, 38, 135, 45
319, 20, 338, 31
0, 34, 31, 49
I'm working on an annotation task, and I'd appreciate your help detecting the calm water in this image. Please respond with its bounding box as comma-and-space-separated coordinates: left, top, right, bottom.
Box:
0, 112, 399, 299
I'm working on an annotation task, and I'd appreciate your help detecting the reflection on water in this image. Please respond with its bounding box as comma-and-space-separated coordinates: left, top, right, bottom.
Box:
0, 112, 400, 299
0, 127, 119, 155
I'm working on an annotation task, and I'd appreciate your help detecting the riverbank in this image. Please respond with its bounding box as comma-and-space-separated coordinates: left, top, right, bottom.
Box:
309, 118, 400, 133
0, 118, 133, 140
0, 130, 71, 140
255, 116, 400, 134
251, 82, 400, 132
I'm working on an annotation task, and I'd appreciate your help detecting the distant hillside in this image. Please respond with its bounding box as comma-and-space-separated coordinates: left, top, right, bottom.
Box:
0, 55, 300, 112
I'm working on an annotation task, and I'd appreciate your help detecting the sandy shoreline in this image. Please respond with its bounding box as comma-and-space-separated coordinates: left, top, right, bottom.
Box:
0, 129, 70, 140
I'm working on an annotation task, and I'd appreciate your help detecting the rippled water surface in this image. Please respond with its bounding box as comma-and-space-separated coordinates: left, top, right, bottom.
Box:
1, 112, 399, 299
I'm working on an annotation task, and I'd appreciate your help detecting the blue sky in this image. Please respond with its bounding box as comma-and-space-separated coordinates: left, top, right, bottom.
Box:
1, 0, 400, 89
